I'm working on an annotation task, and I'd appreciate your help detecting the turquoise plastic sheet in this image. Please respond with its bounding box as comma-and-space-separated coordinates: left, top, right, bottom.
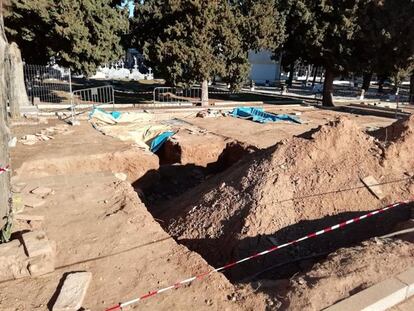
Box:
150, 131, 175, 152
230, 107, 301, 124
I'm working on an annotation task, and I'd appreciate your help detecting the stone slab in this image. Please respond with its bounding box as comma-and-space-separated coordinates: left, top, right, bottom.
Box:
0, 239, 30, 281
30, 186, 54, 196
52, 272, 92, 311
22, 231, 52, 257
396, 267, 414, 298
28, 251, 55, 276
361, 175, 385, 200
325, 278, 408, 311
23, 195, 46, 208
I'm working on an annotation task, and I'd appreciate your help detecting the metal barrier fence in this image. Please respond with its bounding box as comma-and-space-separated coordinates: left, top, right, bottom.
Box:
72, 85, 115, 110
24, 64, 72, 104
71, 85, 115, 123
153, 87, 201, 106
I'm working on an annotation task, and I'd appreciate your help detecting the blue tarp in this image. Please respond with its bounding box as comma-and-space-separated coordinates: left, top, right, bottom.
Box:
89, 107, 122, 120
230, 107, 301, 124
150, 131, 175, 153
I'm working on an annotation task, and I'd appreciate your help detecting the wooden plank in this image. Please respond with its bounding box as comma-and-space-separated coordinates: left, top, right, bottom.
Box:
361, 175, 385, 200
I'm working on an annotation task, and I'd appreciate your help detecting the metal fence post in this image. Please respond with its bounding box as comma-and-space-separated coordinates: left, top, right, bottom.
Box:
68, 68, 76, 124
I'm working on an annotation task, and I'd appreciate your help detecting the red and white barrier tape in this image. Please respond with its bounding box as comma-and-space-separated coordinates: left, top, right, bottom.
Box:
105, 199, 412, 311
0, 165, 10, 175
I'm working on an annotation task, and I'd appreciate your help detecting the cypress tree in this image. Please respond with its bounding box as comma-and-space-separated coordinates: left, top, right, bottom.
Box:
132, 0, 285, 105
5, 0, 129, 75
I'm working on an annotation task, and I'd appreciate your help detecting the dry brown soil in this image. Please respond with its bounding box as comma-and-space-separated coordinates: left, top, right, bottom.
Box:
0, 108, 412, 311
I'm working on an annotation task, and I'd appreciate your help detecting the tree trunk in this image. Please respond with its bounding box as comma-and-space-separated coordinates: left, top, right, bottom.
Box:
360, 72, 372, 100
410, 73, 414, 105
201, 79, 209, 106
312, 66, 318, 87
305, 65, 311, 83
7, 42, 28, 119
362, 72, 372, 92
378, 76, 386, 93
322, 68, 335, 107
287, 63, 294, 87
0, 10, 12, 237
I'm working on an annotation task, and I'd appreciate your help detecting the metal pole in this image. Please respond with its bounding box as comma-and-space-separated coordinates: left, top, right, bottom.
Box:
112, 86, 115, 111
68, 68, 76, 125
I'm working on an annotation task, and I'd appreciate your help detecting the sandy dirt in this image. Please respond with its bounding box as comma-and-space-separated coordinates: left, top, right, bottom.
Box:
1, 173, 270, 310
284, 238, 414, 310
188, 107, 394, 148
1, 110, 413, 311
158, 115, 414, 306
10, 121, 159, 182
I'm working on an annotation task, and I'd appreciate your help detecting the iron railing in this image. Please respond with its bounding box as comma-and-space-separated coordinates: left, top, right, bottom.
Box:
24, 64, 71, 104
153, 87, 201, 106
72, 85, 115, 109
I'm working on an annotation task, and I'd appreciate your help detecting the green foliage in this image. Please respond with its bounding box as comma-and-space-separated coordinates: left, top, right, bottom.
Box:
5, 0, 129, 75
0, 215, 12, 244
132, 0, 285, 90
353, 0, 414, 80
279, 0, 414, 76
235, 0, 286, 52
276, 0, 314, 66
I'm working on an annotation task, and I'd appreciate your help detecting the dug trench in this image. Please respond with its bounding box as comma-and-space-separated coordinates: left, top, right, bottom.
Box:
131, 115, 414, 304
8, 116, 413, 310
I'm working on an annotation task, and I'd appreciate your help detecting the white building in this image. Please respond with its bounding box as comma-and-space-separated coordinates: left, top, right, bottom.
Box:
248, 50, 281, 85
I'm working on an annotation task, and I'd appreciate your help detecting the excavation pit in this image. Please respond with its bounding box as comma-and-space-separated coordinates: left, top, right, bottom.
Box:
145, 116, 414, 287
5, 113, 414, 311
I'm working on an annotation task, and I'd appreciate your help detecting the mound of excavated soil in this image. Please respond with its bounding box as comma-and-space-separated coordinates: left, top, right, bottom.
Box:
374, 115, 414, 172
161, 117, 414, 272
284, 238, 414, 311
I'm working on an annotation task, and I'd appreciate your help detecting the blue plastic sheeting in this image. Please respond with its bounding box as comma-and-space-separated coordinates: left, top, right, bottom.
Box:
230, 107, 301, 124
89, 107, 122, 119
150, 131, 175, 153
111, 111, 122, 119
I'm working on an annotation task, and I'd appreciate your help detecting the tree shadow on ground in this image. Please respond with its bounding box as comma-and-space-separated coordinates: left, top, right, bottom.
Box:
132, 141, 259, 215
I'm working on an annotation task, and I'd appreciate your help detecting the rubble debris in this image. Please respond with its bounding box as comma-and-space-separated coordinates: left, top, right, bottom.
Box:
12, 182, 27, 193
52, 272, 92, 311
22, 231, 56, 276
0, 239, 30, 281
23, 195, 46, 208
114, 172, 127, 181
8, 136, 17, 147
22, 231, 52, 258
196, 109, 226, 118
19, 124, 70, 145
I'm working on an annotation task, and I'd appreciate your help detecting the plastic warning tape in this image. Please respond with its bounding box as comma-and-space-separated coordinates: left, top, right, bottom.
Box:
0, 165, 9, 175
105, 199, 412, 311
